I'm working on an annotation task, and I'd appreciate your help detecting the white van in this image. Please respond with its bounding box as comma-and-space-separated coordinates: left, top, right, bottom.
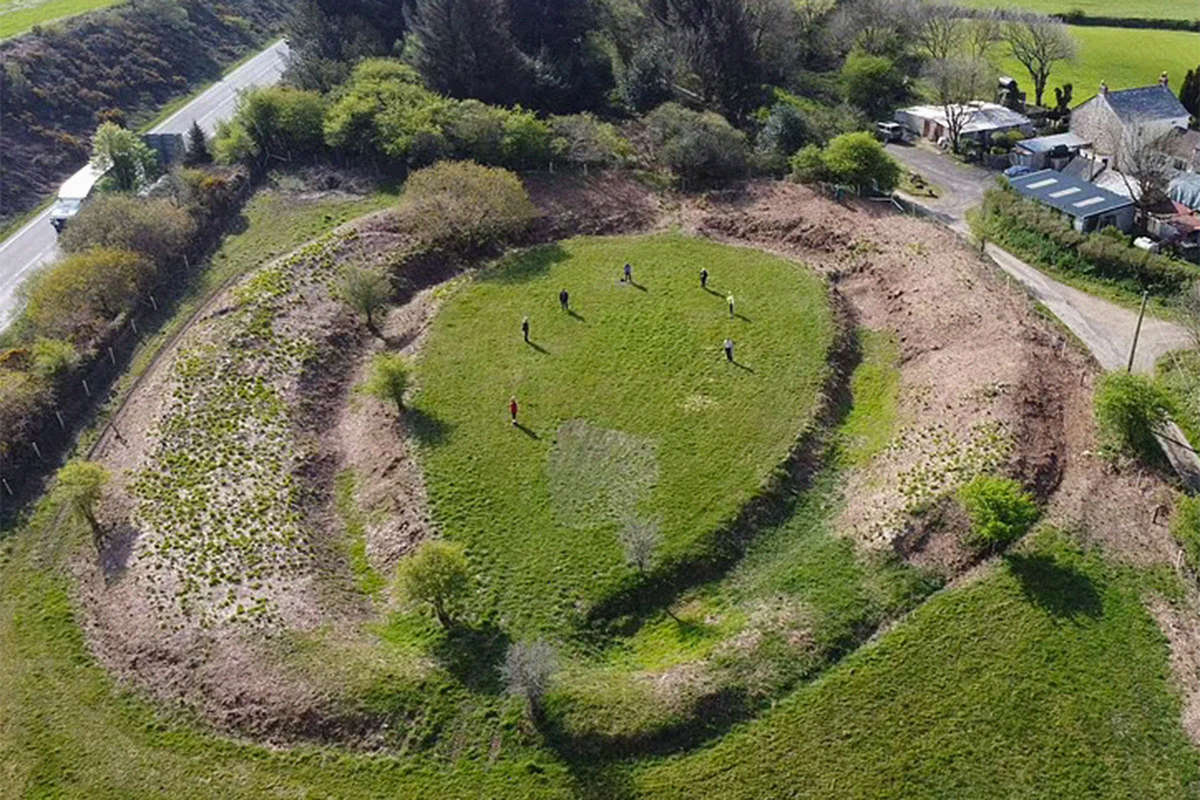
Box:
49, 162, 107, 233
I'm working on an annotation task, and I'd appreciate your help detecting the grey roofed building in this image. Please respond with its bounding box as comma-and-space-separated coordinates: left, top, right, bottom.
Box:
1100, 85, 1190, 124
1008, 169, 1136, 233
1171, 174, 1200, 212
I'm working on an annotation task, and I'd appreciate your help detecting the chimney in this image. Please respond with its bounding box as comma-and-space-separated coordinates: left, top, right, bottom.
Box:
1160, 71, 1169, 88
1099, 81, 1108, 95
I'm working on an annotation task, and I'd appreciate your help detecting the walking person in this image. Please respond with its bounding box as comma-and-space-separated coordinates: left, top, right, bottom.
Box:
522, 315, 530, 343
509, 396, 519, 426
700, 268, 708, 289
559, 288, 569, 311
727, 294, 735, 318
623, 263, 632, 283
723, 338, 734, 363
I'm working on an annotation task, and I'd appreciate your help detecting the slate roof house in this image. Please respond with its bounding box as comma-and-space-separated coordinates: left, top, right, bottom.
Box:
1069, 75, 1192, 170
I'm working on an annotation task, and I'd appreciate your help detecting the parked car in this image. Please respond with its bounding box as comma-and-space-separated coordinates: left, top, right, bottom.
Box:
1003, 165, 1036, 179
875, 121, 904, 144
49, 163, 106, 233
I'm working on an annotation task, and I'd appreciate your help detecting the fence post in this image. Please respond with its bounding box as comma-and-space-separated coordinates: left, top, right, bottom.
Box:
108, 346, 116, 365
1, 477, 11, 496
131, 318, 138, 335
31, 441, 42, 460
55, 410, 65, 430
82, 378, 90, 397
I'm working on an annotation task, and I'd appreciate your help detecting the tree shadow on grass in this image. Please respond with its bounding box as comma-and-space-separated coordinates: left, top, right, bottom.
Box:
481, 243, 570, 285
1005, 553, 1103, 620
403, 407, 453, 446
431, 621, 511, 694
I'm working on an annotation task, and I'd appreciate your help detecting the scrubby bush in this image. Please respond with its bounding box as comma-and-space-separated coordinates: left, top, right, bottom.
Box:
91, 122, 160, 192
363, 352, 409, 413
1171, 495, 1200, 571
213, 87, 328, 165
53, 460, 110, 551
646, 103, 749, 186
60, 194, 197, 269
500, 639, 559, 722
975, 186, 1200, 296
791, 132, 899, 194
754, 102, 812, 174
339, 267, 392, 335
841, 52, 907, 118
0, 369, 50, 457
397, 540, 471, 628
30, 338, 78, 379
399, 161, 536, 249
958, 475, 1039, 548
23, 248, 153, 344
1094, 372, 1175, 463
549, 113, 633, 169
820, 131, 900, 194
789, 144, 830, 184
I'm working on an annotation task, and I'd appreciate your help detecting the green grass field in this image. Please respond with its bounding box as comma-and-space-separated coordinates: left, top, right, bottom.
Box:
634, 530, 1200, 799
0, 0, 121, 39
958, 0, 1200, 20
993, 25, 1200, 100
414, 233, 836, 635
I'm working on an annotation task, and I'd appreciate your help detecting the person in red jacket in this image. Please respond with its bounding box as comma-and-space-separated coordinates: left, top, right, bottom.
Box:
509, 396, 519, 426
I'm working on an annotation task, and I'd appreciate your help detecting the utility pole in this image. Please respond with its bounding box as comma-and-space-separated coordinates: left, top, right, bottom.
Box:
1127, 290, 1149, 372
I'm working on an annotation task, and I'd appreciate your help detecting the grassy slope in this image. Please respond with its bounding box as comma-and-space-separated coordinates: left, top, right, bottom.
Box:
1157, 350, 1200, 450
0, 0, 121, 40
414, 233, 835, 634
993, 26, 1200, 99
957, 0, 1199, 20
635, 531, 1200, 799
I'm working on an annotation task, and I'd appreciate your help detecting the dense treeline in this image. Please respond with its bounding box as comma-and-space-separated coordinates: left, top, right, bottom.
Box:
0, 0, 287, 225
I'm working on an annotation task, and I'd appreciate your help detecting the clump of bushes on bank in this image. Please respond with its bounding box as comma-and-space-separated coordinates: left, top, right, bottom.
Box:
973, 184, 1200, 297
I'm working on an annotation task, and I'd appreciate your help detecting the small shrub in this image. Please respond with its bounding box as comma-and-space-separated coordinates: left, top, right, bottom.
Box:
24, 248, 153, 344
820, 131, 900, 194
958, 475, 1039, 549
0, 369, 50, 457
790, 144, 830, 184
1171, 495, 1200, 571
399, 161, 535, 250
549, 113, 633, 169
1094, 372, 1174, 463
30, 338, 78, 378
53, 460, 110, 551
646, 103, 749, 186
60, 194, 197, 269
396, 540, 471, 628
338, 267, 391, 334
362, 352, 409, 413
500, 639, 558, 721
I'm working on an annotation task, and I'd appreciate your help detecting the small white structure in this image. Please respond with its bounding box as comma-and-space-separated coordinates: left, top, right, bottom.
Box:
894, 102, 1034, 146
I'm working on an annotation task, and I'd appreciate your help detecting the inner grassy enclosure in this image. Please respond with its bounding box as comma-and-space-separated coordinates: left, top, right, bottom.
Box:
413, 233, 835, 634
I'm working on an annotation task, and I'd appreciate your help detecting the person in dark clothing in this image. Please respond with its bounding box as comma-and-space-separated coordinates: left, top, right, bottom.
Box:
510, 396, 519, 425
623, 263, 632, 283
522, 316, 530, 343
559, 289, 569, 311
723, 338, 734, 363
727, 294, 735, 318
700, 268, 708, 288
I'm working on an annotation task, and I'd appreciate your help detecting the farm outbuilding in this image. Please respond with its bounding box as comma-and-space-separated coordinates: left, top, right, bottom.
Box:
1009, 169, 1136, 234
894, 102, 1033, 147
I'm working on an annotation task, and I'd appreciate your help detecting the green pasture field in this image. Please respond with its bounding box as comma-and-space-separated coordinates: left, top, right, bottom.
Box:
413, 232, 836, 635
0, 0, 121, 40
958, 0, 1199, 20
634, 530, 1200, 799
995, 26, 1200, 99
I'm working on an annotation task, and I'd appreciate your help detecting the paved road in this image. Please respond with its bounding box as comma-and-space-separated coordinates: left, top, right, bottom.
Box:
0, 40, 290, 330
887, 142, 1193, 373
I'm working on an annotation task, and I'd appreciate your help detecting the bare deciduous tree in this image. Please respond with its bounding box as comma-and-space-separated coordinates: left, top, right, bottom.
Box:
913, 1, 963, 62
500, 639, 558, 722
965, 7, 1003, 61
1117, 128, 1175, 214
925, 57, 994, 154
1004, 14, 1076, 108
